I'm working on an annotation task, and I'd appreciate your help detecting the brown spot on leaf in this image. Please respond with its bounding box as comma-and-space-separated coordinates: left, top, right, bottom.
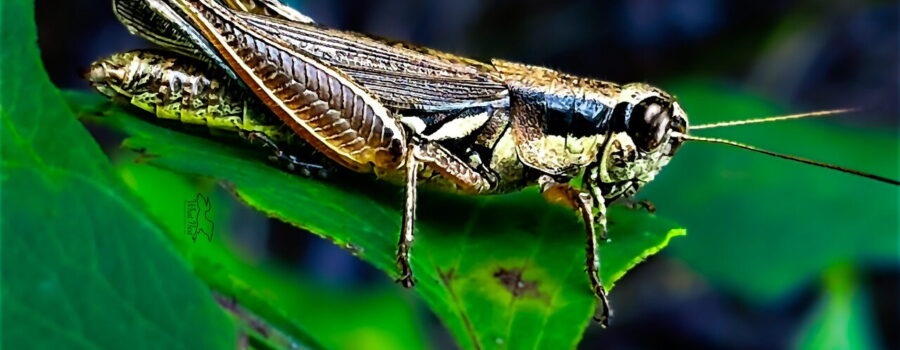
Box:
494, 267, 546, 300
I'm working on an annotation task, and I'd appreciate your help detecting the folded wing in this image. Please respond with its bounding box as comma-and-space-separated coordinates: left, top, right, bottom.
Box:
169, 0, 408, 171
233, 13, 509, 111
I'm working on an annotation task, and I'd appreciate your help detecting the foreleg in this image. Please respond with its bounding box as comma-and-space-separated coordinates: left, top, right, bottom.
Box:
539, 175, 612, 328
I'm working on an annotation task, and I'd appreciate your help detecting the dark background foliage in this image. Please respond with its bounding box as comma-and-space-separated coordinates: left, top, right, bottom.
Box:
34, 0, 898, 349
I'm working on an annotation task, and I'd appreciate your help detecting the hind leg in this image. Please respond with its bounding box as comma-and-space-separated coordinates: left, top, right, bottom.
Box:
240, 130, 329, 178
394, 141, 498, 288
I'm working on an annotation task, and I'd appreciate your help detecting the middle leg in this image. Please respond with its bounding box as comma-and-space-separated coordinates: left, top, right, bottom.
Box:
396, 142, 419, 288
393, 141, 498, 288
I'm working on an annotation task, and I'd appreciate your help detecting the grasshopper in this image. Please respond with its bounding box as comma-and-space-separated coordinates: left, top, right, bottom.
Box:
90, 0, 900, 326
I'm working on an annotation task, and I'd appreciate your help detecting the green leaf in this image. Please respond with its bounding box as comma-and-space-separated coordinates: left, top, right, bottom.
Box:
70, 91, 684, 349
117, 160, 431, 350
0, 1, 237, 348
643, 79, 899, 301
793, 265, 880, 350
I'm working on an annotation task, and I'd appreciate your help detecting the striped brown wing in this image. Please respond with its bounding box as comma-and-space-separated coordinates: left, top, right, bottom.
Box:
114, 0, 310, 62
233, 12, 509, 111
113, 0, 239, 80
170, 0, 406, 171
221, 0, 314, 23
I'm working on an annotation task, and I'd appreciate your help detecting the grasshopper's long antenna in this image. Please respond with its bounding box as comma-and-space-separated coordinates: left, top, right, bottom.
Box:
689, 108, 857, 130
671, 132, 900, 185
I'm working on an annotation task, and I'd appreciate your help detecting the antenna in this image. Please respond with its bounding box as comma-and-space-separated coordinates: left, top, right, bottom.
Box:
689, 108, 857, 130
671, 132, 900, 185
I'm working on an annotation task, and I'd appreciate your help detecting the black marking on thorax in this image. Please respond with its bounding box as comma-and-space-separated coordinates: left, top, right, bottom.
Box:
609, 102, 633, 133
543, 92, 614, 138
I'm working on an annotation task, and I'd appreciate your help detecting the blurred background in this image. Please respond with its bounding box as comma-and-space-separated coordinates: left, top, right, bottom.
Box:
37, 0, 898, 349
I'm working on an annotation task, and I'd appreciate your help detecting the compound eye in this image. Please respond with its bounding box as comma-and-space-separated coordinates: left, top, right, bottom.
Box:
627, 97, 672, 152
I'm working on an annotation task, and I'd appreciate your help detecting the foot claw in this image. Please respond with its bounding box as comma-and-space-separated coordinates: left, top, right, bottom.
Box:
592, 313, 610, 328
592, 286, 612, 328
396, 257, 416, 288
396, 274, 416, 288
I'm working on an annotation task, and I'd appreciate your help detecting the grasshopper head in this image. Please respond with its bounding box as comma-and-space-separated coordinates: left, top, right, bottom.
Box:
590, 85, 688, 200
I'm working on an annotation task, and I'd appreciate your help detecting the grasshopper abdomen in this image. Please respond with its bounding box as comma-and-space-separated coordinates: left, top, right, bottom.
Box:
87, 50, 292, 143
